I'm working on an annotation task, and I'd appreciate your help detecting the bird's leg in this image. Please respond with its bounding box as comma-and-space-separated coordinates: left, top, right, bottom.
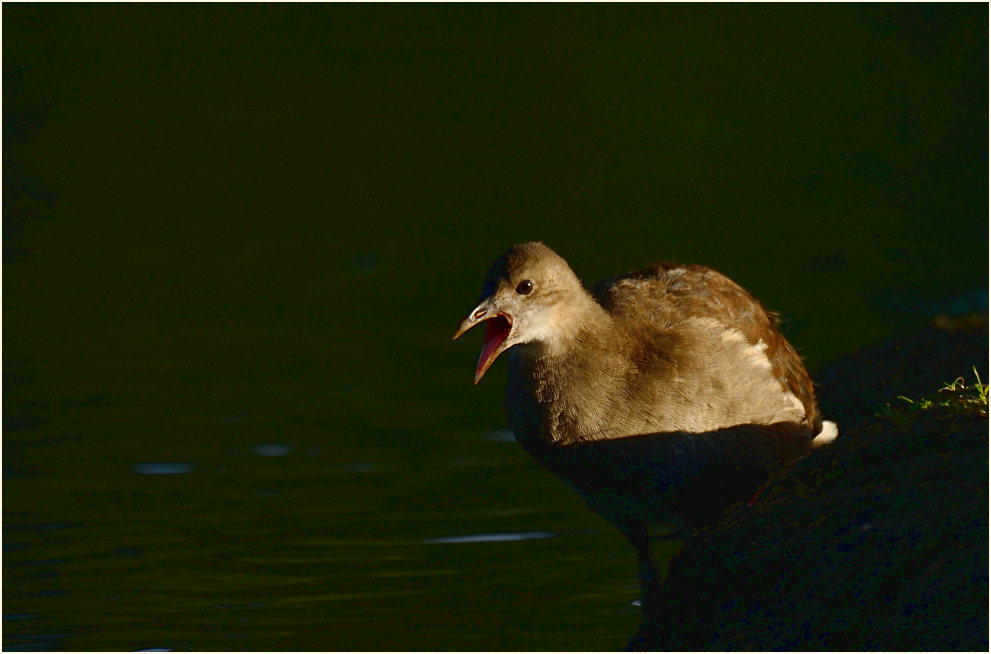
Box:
620, 521, 663, 625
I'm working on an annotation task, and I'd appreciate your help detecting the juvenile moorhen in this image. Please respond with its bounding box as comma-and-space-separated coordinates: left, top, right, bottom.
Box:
454, 242, 836, 623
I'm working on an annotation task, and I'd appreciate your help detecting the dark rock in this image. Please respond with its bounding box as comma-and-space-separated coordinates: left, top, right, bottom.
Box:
816, 315, 988, 427
632, 321, 989, 651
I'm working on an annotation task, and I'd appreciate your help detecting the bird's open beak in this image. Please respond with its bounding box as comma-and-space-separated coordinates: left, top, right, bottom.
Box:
453, 299, 513, 385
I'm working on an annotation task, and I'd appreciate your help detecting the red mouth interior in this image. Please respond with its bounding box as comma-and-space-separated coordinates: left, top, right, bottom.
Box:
477, 314, 512, 375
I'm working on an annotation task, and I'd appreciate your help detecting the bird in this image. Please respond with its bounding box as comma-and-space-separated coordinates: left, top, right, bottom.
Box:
453, 241, 837, 624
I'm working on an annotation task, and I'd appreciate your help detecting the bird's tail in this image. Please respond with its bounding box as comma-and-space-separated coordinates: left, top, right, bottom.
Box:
811, 420, 838, 448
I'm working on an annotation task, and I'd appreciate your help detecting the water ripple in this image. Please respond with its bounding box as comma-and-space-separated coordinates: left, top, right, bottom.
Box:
134, 462, 192, 475
252, 443, 292, 457
425, 531, 555, 544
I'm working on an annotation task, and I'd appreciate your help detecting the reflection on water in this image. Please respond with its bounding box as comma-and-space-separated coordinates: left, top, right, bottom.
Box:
252, 443, 293, 457
484, 429, 517, 443
425, 531, 556, 544
133, 462, 194, 475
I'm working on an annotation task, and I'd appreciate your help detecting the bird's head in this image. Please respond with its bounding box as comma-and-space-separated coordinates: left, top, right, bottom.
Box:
453, 242, 586, 384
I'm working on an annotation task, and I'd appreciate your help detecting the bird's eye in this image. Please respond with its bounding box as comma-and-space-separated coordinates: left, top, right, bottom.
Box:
516, 280, 534, 295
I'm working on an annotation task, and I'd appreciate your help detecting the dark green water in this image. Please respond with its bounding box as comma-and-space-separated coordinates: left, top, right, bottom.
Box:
4, 5, 987, 650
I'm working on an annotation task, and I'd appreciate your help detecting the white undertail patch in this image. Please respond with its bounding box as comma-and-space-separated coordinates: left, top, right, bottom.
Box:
812, 420, 839, 448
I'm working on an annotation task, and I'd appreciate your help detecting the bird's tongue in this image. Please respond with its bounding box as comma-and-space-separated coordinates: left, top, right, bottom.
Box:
476, 315, 512, 380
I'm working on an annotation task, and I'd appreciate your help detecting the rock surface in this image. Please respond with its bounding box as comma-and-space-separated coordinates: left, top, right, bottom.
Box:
631, 318, 989, 651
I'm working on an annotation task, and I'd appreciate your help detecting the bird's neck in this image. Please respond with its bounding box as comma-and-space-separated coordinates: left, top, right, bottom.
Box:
506, 297, 633, 447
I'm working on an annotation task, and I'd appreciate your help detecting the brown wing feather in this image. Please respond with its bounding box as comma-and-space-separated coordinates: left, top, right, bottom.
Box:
591, 262, 822, 431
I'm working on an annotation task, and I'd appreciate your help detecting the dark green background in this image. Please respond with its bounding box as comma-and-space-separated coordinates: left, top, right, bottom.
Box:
4, 4, 987, 650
